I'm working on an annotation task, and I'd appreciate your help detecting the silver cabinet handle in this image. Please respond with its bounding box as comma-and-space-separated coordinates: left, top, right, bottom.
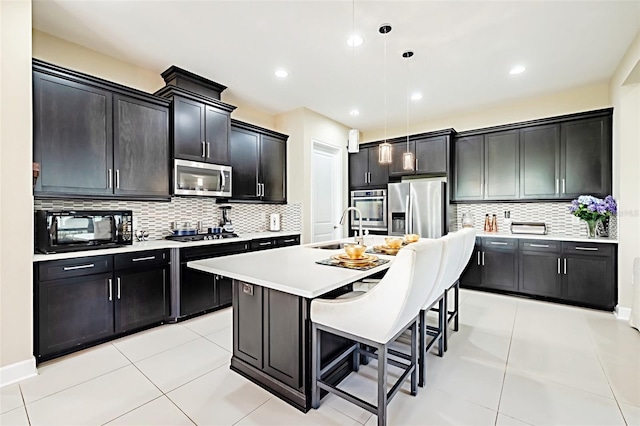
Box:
108, 169, 113, 189
482, 251, 485, 265
283, 239, 296, 243
108, 278, 113, 301
529, 244, 550, 248
490, 242, 508, 245
256, 181, 260, 197
201, 141, 206, 158
207, 142, 211, 158
557, 258, 561, 274
564, 258, 567, 275
364, 172, 368, 184
63, 263, 95, 271
259, 242, 271, 246
477, 251, 480, 265
117, 277, 121, 300
116, 169, 120, 189
415, 158, 419, 170
555, 179, 559, 194
562, 178, 566, 194
575, 247, 598, 251
261, 183, 265, 197
132, 256, 156, 262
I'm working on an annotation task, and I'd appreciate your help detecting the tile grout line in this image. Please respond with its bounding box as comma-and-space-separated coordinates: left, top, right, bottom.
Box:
494, 299, 519, 426
231, 396, 273, 425
112, 329, 204, 364
17, 383, 32, 426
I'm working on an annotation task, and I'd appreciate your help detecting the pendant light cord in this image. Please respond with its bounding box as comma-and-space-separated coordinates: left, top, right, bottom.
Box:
384, 31, 387, 143
406, 54, 409, 153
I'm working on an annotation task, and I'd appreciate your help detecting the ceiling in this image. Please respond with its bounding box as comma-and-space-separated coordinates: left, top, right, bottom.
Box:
32, 1, 640, 133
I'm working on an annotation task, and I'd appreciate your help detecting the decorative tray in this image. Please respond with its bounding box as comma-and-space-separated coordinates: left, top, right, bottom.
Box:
316, 256, 390, 271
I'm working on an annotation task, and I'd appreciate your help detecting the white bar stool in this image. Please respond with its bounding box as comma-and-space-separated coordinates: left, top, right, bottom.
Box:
310, 239, 444, 426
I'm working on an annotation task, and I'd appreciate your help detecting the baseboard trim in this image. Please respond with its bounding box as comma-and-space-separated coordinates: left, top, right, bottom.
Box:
0, 357, 37, 388
614, 306, 632, 321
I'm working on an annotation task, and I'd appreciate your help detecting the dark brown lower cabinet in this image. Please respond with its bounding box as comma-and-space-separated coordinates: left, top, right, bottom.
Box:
461, 237, 617, 311
37, 272, 115, 359
35, 249, 170, 363
180, 266, 218, 317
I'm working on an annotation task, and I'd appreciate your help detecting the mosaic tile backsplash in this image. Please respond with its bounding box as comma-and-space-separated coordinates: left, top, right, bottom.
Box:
451, 202, 617, 239
34, 198, 302, 240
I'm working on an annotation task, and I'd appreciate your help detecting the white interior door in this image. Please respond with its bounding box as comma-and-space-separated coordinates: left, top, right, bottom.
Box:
312, 142, 342, 242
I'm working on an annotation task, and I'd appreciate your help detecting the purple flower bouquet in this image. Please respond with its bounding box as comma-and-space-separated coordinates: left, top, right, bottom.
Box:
568, 195, 617, 238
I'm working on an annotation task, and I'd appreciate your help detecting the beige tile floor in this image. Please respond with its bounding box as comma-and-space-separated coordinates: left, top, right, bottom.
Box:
1, 289, 638, 425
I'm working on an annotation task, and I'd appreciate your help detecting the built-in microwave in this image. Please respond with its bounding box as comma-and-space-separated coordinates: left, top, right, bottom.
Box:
35, 210, 133, 254
174, 159, 232, 197
350, 189, 388, 231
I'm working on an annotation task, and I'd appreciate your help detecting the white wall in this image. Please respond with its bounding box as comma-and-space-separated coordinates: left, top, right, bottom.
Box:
277, 108, 349, 243
0, 0, 36, 380
610, 29, 640, 311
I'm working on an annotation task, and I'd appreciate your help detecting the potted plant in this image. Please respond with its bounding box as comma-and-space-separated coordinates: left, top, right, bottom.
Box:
568, 195, 617, 238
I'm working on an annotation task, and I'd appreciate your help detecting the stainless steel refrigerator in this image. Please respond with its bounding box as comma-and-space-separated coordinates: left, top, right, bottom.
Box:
387, 180, 447, 238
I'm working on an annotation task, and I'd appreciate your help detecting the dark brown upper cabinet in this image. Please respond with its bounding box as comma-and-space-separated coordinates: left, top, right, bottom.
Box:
155, 66, 236, 167
229, 120, 288, 203
33, 60, 170, 200
388, 135, 450, 178
349, 146, 388, 189
452, 109, 612, 202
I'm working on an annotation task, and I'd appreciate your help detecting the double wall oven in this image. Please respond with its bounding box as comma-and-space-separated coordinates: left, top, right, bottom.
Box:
349, 189, 387, 232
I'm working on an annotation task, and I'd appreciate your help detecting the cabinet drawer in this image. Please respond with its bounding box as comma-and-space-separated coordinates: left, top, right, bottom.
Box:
481, 237, 517, 250
38, 255, 113, 281
251, 239, 276, 251
519, 239, 561, 253
181, 241, 249, 262
115, 249, 169, 270
562, 241, 614, 257
276, 235, 300, 247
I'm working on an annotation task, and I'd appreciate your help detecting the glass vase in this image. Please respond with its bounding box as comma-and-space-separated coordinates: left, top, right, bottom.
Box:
584, 219, 600, 238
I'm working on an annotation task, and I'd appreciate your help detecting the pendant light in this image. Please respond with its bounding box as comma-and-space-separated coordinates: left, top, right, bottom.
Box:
378, 24, 392, 164
402, 50, 415, 171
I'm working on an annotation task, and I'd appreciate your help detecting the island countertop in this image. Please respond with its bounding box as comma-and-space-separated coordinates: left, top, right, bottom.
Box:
187, 238, 393, 298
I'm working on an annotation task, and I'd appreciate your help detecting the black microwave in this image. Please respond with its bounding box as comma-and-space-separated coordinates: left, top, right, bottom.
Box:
35, 210, 133, 254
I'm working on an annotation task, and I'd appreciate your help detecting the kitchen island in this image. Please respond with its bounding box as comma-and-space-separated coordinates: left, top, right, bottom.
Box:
187, 238, 393, 411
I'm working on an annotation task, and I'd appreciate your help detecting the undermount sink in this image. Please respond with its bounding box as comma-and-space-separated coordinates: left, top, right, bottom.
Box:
311, 242, 357, 250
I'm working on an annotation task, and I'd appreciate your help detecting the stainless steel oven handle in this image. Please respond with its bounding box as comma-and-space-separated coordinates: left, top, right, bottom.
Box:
220, 170, 226, 191
63, 263, 95, 271
405, 195, 410, 234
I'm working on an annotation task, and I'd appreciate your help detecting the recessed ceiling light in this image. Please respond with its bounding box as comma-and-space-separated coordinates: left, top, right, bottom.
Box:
346, 34, 363, 47
410, 93, 423, 101
509, 66, 526, 75
274, 69, 288, 78
350, 109, 360, 116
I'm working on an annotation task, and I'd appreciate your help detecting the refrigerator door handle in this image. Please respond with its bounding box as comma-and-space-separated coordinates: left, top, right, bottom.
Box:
405, 195, 410, 234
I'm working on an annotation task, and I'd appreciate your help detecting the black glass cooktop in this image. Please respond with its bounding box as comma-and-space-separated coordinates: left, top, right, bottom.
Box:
165, 232, 239, 242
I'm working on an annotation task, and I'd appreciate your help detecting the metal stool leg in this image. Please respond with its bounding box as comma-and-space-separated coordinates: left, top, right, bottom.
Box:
438, 298, 444, 357
418, 309, 426, 387
442, 291, 448, 353
311, 323, 320, 409
377, 343, 388, 426
454, 281, 460, 332
410, 320, 417, 396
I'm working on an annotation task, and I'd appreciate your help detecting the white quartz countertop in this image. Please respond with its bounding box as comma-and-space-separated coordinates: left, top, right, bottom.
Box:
474, 231, 618, 244
187, 237, 394, 298
32, 231, 301, 262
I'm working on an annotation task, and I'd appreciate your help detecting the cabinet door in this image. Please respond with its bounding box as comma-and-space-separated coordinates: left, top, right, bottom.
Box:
33, 72, 113, 196
217, 276, 233, 306
481, 249, 518, 291
37, 273, 114, 359
415, 136, 448, 175
563, 255, 615, 309
561, 116, 611, 199
460, 245, 482, 288
113, 95, 169, 198
520, 125, 560, 199
453, 135, 484, 200
229, 127, 260, 200
263, 288, 302, 389
349, 149, 369, 188
115, 266, 169, 333
389, 141, 415, 177
205, 105, 230, 165
173, 96, 206, 162
260, 134, 287, 202
180, 265, 217, 317
233, 281, 263, 369
519, 251, 562, 298
485, 131, 519, 200
367, 147, 389, 187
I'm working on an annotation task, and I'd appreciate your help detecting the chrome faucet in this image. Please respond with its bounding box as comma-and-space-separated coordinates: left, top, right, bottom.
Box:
340, 207, 363, 245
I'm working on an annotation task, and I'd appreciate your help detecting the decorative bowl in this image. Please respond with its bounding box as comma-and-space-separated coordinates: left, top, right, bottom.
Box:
404, 234, 420, 243
344, 244, 367, 259
385, 237, 403, 249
